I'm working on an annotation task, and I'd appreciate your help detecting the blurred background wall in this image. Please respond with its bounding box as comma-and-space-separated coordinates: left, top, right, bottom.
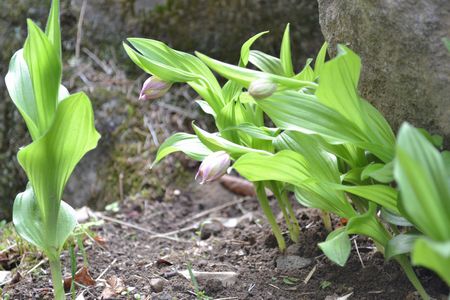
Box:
0, 0, 323, 219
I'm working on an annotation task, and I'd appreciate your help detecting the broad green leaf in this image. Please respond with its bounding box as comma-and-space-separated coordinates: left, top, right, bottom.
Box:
258, 91, 366, 143
380, 208, 413, 227
124, 39, 225, 113
24, 19, 62, 136
333, 184, 399, 214
361, 162, 393, 183
195, 100, 216, 117
152, 132, 212, 167
240, 31, 269, 66
249, 50, 285, 75
222, 31, 269, 102
223, 123, 278, 141
314, 42, 328, 78
314, 45, 395, 155
347, 203, 390, 246
395, 123, 450, 240
257, 90, 393, 162
418, 128, 444, 149
192, 123, 269, 159
315, 45, 364, 129
196, 51, 317, 90
123, 43, 199, 82
412, 237, 450, 285
13, 184, 77, 253
280, 24, 294, 76
318, 227, 351, 266
45, 0, 61, 60
5, 49, 39, 140
273, 131, 340, 183
17, 92, 100, 243
293, 58, 314, 81
385, 234, 419, 260
233, 150, 355, 217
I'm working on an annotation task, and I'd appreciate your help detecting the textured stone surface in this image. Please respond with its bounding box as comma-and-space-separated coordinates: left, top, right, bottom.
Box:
318, 0, 450, 143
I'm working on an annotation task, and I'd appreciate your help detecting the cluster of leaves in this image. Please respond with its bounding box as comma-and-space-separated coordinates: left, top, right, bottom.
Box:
125, 25, 449, 298
5, 0, 100, 299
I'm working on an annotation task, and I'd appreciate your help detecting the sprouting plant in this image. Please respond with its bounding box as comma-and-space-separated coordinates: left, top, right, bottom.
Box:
124, 25, 326, 251
385, 123, 450, 286
187, 262, 211, 300
5, 1, 100, 298
124, 21, 447, 297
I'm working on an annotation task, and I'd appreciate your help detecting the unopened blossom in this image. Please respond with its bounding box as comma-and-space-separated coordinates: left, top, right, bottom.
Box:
139, 76, 172, 101
248, 78, 277, 100
195, 151, 231, 184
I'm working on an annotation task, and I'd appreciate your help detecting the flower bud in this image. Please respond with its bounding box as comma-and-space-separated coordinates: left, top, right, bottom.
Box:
139, 76, 172, 101
195, 151, 231, 184
248, 79, 277, 100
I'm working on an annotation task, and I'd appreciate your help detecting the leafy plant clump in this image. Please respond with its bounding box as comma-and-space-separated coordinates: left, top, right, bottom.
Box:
125, 25, 449, 298
5, 0, 100, 298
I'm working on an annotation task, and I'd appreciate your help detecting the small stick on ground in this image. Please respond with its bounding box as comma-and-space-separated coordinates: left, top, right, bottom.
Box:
303, 265, 317, 285
96, 258, 117, 281
175, 197, 246, 227
98, 214, 191, 242
353, 239, 365, 268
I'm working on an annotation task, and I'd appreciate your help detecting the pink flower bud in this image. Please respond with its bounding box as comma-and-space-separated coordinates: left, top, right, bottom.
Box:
139, 76, 172, 101
195, 151, 231, 184
248, 79, 277, 100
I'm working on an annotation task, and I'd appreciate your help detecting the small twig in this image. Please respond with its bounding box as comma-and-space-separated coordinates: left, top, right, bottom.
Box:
303, 265, 317, 285
82, 48, 113, 75
96, 258, 117, 281
144, 115, 160, 146
176, 198, 246, 227
0, 243, 17, 254
27, 258, 48, 275
268, 283, 281, 290
353, 239, 365, 268
98, 214, 190, 243
75, 0, 87, 60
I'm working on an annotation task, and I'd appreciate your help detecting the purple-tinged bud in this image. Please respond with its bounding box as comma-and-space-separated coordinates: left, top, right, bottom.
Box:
195, 151, 231, 184
139, 76, 172, 101
248, 79, 277, 100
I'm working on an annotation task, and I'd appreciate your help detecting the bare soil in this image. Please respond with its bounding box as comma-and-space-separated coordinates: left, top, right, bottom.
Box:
2, 174, 449, 299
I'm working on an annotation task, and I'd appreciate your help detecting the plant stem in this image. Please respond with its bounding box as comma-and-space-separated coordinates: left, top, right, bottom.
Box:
396, 255, 430, 300
269, 182, 299, 243
321, 210, 333, 232
48, 255, 65, 300
280, 189, 300, 243
255, 182, 286, 251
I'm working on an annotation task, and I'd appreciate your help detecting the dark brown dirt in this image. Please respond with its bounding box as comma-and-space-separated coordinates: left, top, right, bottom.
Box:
2, 175, 449, 299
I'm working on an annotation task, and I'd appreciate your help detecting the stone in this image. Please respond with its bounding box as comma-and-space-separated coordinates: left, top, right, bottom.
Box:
318, 0, 450, 145
200, 220, 224, 240
149, 277, 167, 293
276, 255, 313, 273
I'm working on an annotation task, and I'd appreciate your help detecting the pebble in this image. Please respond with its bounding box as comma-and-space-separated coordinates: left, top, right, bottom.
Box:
276, 255, 313, 273
150, 277, 168, 293
200, 221, 223, 240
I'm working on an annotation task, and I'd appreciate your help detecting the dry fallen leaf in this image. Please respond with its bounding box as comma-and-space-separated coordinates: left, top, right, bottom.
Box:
219, 175, 256, 196
64, 266, 96, 290
101, 276, 126, 299
94, 235, 107, 246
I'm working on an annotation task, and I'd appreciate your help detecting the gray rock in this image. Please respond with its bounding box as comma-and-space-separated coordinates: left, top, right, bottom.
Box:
150, 277, 167, 293
276, 255, 313, 272
318, 0, 450, 144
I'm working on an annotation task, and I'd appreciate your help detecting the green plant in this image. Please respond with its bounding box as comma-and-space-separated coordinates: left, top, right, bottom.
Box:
385, 123, 450, 286
123, 25, 319, 251
5, 1, 100, 298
